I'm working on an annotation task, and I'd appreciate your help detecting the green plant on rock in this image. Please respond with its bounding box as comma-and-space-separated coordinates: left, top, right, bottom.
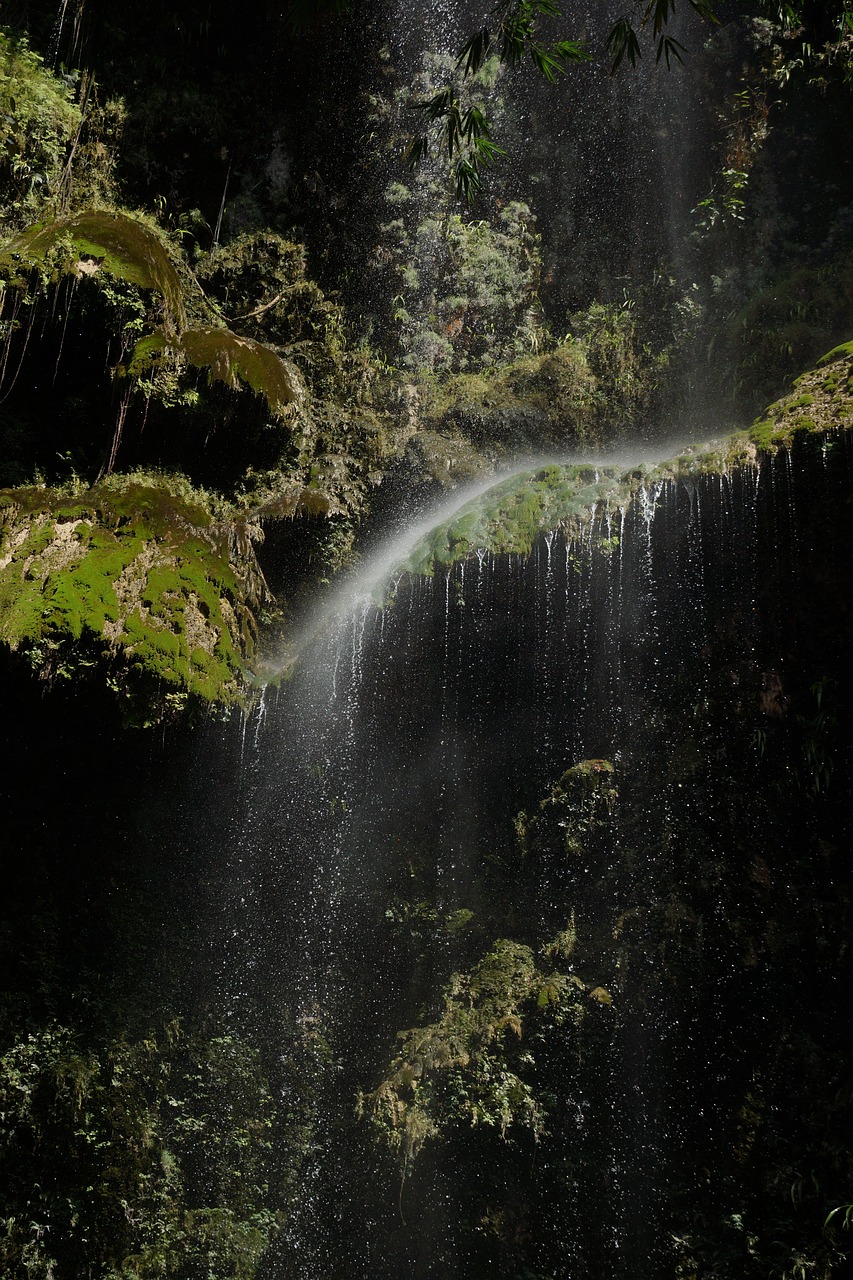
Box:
359, 932, 604, 1167
566, 299, 668, 427
728, 253, 853, 412
0, 475, 267, 712
0, 1021, 280, 1280
398, 345, 853, 576
0, 30, 81, 221
195, 232, 344, 353
386, 199, 544, 373
518, 759, 618, 858
365, 46, 545, 372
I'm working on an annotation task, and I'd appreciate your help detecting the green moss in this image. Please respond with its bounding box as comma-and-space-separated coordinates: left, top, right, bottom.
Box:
4, 210, 187, 324
0, 476, 260, 709
397, 462, 627, 575
748, 420, 775, 450
728, 254, 853, 410
400, 402, 849, 578
129, 326, 299, 418
786, 394, 815, 410
397, 336, 853, 577
816, 340, 853, 367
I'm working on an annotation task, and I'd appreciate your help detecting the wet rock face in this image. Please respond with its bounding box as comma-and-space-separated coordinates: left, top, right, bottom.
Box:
187, 421, 852, 1280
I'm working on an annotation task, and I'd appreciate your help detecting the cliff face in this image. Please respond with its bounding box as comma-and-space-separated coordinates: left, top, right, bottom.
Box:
0, 11, 852, 1279
0, 6, 849, 717
3, 336, 849, 710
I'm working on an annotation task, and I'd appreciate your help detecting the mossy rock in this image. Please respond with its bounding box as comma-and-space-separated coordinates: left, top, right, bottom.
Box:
397, 340, 853, 577
3, 209, 187, 325
0, 474, 267, 715
817, 340, 853, 367
727, 252, 853, 411
129, 326, 301, 419
748, 337, 853, 448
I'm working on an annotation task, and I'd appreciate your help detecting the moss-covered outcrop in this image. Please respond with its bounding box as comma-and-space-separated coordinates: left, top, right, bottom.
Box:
398, 340, 853, 575
750, 338, 853, 445
128, 326, 302, 418
724, 252, 853, 415
0, 1021, 280, 1280
1, 208, 188, 325
2, 340, 847, 714
0, 474, 267, 718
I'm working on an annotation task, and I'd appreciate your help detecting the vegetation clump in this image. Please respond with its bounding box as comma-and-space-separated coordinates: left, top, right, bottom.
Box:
0, 30, 81, 221
748, 339, 853, 449
0, 1021, 280, 1280
360, 933, 602, 1164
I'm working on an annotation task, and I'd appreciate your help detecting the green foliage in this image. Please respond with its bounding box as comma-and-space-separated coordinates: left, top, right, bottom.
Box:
748, 339, 853, 446
408, 0, 717, 196
521, 759, 618, 857
0, 1022, 279, 1280
606, 0, 718, 73
382, 198, 544, 372
195, 232, 345, 359
360, 934, 596, 1164
727, 255, 853, 411
394, 455, 666, 575
409, 0, 589, 199
567, 300, 667, 425
407, 1, 592, 198
0, 29, 81, 220
399, 350, 853, 572
129, 326, 301, 419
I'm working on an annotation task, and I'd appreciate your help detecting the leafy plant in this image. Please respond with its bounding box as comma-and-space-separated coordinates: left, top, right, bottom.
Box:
359, 934, 600, 1166
408, 1, 590, 200
0, 1021, 280, 1280
0, 29, 81, 220
408, 0, 720, 197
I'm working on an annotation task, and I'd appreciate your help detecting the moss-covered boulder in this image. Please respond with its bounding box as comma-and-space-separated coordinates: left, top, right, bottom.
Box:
0, 474, 267, 718
750, 338, 853, 446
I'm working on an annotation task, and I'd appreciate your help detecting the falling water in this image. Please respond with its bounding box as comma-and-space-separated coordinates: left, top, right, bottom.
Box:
165, 428, 853, 1278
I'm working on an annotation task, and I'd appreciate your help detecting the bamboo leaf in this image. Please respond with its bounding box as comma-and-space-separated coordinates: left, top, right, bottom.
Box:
458, 27, 492, 76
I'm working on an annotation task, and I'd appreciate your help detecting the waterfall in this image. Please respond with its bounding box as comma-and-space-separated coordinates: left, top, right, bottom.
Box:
158, 428, 851, 1278
2, 1, 852, 1277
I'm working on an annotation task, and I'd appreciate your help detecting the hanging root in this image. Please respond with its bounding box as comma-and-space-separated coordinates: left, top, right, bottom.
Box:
398, 1151, 409, 1225
102, 384, 132, 478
